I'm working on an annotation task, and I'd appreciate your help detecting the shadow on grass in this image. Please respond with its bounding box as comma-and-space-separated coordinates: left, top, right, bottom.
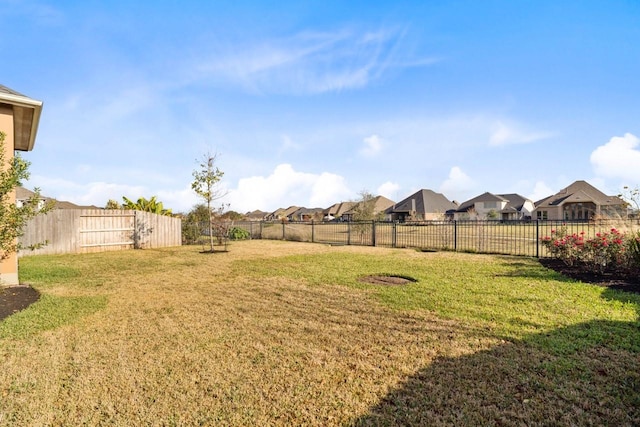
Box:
0, 294, 107, 340
354, 288, 640, 426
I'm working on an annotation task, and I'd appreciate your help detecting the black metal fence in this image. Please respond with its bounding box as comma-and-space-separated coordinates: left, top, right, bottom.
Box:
185, 219, 640, 258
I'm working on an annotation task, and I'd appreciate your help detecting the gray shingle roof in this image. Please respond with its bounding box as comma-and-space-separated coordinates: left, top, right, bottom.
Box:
387, 189, 458, 214
535, 180, 625, 208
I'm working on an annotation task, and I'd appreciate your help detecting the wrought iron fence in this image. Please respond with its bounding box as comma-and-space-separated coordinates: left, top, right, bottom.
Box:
185, 219, 640, 258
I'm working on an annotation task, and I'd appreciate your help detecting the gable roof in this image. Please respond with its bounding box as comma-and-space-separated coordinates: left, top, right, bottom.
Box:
456, 192, 532, 213
324, 201, 356, 217
0, 84, 43, 151
535, 180, 625, 208
16, 187, 98, 209
386, 189, 458, 214
456, 192, 508, 212
344, 196, 395, 216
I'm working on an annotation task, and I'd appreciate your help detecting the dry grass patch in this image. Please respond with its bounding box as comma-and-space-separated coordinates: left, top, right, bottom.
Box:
2, 240, 639, 425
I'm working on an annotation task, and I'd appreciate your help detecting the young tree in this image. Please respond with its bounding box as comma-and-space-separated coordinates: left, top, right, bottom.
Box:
191, 152, 225, 252
0, 131, 52, 264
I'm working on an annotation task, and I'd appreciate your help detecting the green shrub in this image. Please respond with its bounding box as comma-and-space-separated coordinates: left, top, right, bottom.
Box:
228, 227, 250, 240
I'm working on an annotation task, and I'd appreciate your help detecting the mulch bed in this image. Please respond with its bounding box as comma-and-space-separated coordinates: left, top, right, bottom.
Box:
0, 286, 40, 321
539, 258, 640, 294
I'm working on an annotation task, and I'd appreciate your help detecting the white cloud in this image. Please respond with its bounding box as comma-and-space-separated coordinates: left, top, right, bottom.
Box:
377, 181, 400, 199
360, 134, 383, 157
590, 133, 640, 182
224, 164, 351, 212
489, 121, 552, 146
527, 181, 555, 203
439, 166, 477, 202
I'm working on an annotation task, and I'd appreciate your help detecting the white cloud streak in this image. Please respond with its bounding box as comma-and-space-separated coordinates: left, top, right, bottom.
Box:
193, 28, 439, 94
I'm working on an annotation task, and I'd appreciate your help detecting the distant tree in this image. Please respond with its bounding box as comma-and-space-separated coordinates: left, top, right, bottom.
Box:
105, 199, 121, 209
191, 152, 226, 252
0, 131, 53, 264
182, 203, 211, 245
619, 185, 640, 216
122, 196, 172, 216
220, 210, 244, 221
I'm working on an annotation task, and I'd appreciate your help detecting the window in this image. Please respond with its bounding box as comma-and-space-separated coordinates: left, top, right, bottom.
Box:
537, 210, 548, 220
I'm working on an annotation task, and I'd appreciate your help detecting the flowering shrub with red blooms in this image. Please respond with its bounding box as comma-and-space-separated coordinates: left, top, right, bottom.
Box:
541, 226, 629, 273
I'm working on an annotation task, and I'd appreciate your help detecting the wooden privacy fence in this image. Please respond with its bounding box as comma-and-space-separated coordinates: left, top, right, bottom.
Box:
18, 209, 182, 257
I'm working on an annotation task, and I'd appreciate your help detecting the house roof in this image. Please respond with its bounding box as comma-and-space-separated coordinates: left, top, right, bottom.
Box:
386, 189, 458, 215
456, 192, 508, 212
324, 201, 356, 216
535, 180, 626, 208
0, 84, 43, 151
456, 192, 531, 213
344, 196, 395, 216
16, 186, 98, 209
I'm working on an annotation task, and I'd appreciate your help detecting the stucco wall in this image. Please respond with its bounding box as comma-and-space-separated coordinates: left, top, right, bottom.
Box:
0, 104, 19, 285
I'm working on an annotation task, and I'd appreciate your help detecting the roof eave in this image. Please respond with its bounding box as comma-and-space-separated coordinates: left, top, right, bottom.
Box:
0, 92, 43, 151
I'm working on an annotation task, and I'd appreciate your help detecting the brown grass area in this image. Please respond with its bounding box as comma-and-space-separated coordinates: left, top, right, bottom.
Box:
1, 242, 496, 425
2, 240, 639, 425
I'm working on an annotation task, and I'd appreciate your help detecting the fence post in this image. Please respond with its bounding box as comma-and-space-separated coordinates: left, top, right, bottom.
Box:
347, 222, 351, 245
454, 220, 458, 252
371, 221, 376, 247
282, 221, 286, 240
311, 220, 315, 243
392, 222, 397, 248
535, 220, 540, 258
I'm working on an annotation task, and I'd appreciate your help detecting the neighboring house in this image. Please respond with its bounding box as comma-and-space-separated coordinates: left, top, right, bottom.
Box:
265, 206, 300, 221
16, 187, 99, 210
1, 85, 43, 285
323, 201, 356, 221
342, 196, 395, 222
533, 180, 627, 221
454, 192, 534, 220
385, 189, 458, 222
288, 207, 324, 222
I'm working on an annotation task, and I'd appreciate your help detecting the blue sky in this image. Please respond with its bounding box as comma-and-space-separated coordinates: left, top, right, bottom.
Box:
3, 0, 640, 213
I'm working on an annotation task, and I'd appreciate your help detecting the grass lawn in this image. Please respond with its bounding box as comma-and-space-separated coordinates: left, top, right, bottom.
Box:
2, 240, 639, 426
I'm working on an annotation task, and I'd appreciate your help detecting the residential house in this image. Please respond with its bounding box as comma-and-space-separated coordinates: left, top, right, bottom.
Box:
1, 85, 43, 285
385, 189, 458, 222
265, 206, 300, 221
16, 187, 99, 210
454, 192, 534, 220
288, 207, 324, 222
323, 201, 356, 221
342, 196, 395, 222
533, 180, 627, 220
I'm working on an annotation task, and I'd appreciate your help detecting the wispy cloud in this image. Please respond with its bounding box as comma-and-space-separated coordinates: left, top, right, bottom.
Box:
360, 134, 383, 157
489, 121, 553, 146
193, 27, 439, 94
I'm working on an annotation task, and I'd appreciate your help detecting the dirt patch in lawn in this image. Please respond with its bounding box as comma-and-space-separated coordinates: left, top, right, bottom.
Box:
0, 286, 40, 321
359, 275, 417, 286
